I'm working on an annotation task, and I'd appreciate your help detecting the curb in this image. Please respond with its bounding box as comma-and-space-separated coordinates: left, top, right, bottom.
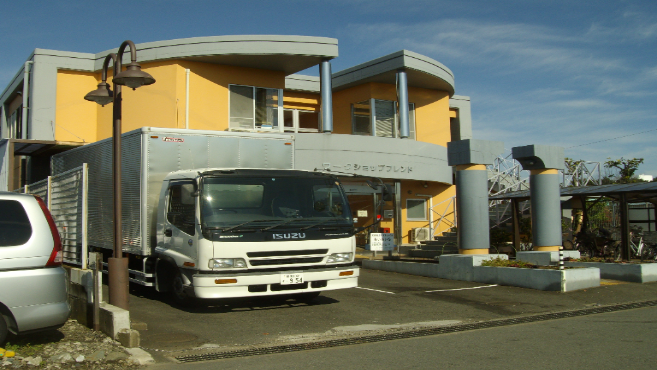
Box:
126, 348, 156, 365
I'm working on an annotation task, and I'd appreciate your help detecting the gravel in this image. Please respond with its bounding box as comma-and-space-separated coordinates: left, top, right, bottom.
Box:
1, 320, 146, 369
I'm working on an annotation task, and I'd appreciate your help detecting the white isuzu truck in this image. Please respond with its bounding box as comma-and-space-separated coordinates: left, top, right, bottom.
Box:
51, 127, 360, 304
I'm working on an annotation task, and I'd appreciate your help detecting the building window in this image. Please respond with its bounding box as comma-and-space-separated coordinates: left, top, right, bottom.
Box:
408, 104, 416, 140
283, 109, 319, 133
351, 99, 415, 139
8, 107, 23, 139
406, 199, 427, 221
352, 101, 371, 135
229, 85, 282, 131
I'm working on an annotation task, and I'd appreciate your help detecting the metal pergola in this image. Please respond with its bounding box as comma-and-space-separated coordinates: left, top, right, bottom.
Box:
490, 182, 657, 260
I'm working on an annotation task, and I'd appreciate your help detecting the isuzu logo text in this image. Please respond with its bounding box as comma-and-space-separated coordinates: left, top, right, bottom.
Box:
273, 233, 307, 239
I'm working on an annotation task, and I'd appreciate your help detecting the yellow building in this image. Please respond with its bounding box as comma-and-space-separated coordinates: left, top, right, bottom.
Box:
0, 35, 472, 247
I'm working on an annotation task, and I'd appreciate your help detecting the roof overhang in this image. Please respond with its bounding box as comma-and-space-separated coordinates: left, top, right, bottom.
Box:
285, 74, 321, 93
95, 35, 339, 76
332, 50, 455, 96
6, 139, 84, 157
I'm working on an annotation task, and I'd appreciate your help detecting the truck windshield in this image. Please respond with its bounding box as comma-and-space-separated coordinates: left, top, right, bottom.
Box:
200, 175, 352, 231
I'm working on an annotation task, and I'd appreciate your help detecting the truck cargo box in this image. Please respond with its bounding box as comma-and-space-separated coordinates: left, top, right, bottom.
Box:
51, 127, 295, 255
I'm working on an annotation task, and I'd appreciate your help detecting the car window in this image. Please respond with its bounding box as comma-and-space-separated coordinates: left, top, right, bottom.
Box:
0, 199, 33, 246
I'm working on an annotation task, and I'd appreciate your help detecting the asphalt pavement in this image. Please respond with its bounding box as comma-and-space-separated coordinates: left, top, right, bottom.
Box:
126, 268, 657, 365
148, 305, 657, 369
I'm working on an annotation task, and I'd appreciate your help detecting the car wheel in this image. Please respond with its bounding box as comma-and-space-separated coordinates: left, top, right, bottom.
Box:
0, 316, 8, 345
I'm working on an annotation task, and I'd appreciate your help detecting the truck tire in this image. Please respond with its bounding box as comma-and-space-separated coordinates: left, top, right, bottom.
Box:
171, 271, 188, 305
171, 270, 197, 307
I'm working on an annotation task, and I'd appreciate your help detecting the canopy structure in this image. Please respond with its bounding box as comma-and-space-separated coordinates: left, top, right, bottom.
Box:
1, 139, 83, 191
490, 182, 657, 260
490, 182, 657, 204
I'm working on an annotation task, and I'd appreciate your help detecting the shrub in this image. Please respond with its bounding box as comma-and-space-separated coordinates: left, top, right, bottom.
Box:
481, 256, 537, 268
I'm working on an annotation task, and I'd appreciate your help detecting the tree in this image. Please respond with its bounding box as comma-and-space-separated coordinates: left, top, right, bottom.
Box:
564, 157, 586, 187
603, 157, 645, 184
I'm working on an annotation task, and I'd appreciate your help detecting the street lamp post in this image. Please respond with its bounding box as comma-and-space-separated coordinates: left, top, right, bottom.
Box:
85, 40, 155, 310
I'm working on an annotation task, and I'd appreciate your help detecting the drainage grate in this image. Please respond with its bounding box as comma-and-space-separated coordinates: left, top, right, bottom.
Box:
175, 300, 657, 363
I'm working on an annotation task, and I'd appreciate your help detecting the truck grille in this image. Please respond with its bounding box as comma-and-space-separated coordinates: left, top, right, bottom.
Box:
249, 257, 324, 266
247, 249, 328, 258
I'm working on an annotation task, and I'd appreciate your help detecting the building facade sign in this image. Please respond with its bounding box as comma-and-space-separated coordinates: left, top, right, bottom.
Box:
294, 133, 452, 183
323, 163, 413, 174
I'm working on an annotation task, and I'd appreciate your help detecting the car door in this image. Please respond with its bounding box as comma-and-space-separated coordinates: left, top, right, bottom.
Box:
163, 182, 198, 262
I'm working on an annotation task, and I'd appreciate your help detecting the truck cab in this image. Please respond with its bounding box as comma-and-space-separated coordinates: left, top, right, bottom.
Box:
154, 168, 359, 303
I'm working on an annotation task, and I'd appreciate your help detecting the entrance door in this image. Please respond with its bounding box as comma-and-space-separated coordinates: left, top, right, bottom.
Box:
347, 194, 375, 247
342, 182, 395, 247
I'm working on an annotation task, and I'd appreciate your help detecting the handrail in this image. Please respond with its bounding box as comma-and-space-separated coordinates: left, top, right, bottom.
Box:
429, 196, 457, 238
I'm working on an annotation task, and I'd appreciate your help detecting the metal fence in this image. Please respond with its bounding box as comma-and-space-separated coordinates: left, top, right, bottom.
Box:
429, 195, 457, 239
18, 164, 88, 268
487, 154, 530, 228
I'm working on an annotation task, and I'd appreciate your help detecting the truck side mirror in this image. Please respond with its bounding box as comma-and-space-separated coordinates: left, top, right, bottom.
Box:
381, 184, 393, 202
181, 184, 196, 204
366, 181, 393, 202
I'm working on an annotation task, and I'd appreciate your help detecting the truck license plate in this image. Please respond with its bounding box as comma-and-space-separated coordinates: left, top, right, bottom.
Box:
281, 273, 304, 285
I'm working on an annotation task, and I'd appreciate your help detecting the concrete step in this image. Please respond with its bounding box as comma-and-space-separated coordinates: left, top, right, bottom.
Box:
398, 245, 419, 255
433, 235, 457, 241
423, 238, 457, 247
408, 247, 460, 258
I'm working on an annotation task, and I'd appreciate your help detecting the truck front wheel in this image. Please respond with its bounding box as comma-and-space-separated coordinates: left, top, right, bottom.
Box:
171, 271, 194, 306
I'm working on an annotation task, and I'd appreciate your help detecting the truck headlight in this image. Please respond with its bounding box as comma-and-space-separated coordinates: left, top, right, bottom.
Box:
326, 253, 353, 263
209, 258, 247, 269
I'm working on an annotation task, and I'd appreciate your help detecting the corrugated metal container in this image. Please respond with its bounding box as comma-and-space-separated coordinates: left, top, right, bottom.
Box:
51, 127, 295, 255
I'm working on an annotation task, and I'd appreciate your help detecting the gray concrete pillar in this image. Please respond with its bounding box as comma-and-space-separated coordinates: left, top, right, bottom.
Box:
448, 140, 504, 254
320, 60, 333, 133
396, 69, 410, 139
455, 165, 490, 254
512, 145, 564, 252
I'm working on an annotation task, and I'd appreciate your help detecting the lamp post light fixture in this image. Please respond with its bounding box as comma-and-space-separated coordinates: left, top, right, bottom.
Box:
85, 40, 155, 310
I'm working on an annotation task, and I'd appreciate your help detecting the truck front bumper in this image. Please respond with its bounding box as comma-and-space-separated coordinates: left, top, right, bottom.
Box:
192, 265, 359, 299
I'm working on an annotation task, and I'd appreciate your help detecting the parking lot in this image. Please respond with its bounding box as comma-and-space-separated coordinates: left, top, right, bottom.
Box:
128, 267, 657, 360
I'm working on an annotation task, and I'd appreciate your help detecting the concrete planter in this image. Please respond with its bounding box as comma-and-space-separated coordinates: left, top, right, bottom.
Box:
516, 251, 581, 266
473, 266, 600, 292
362, 260, 445, 278
565, 261, 657, 283
362, 258, 600, 292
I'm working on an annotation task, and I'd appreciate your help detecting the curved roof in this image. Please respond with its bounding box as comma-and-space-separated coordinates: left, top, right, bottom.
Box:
332, 50, 455, 96
94, 35, 338, 75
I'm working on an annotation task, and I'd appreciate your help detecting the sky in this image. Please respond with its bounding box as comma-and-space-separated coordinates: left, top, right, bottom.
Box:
1, 0, 656, 177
